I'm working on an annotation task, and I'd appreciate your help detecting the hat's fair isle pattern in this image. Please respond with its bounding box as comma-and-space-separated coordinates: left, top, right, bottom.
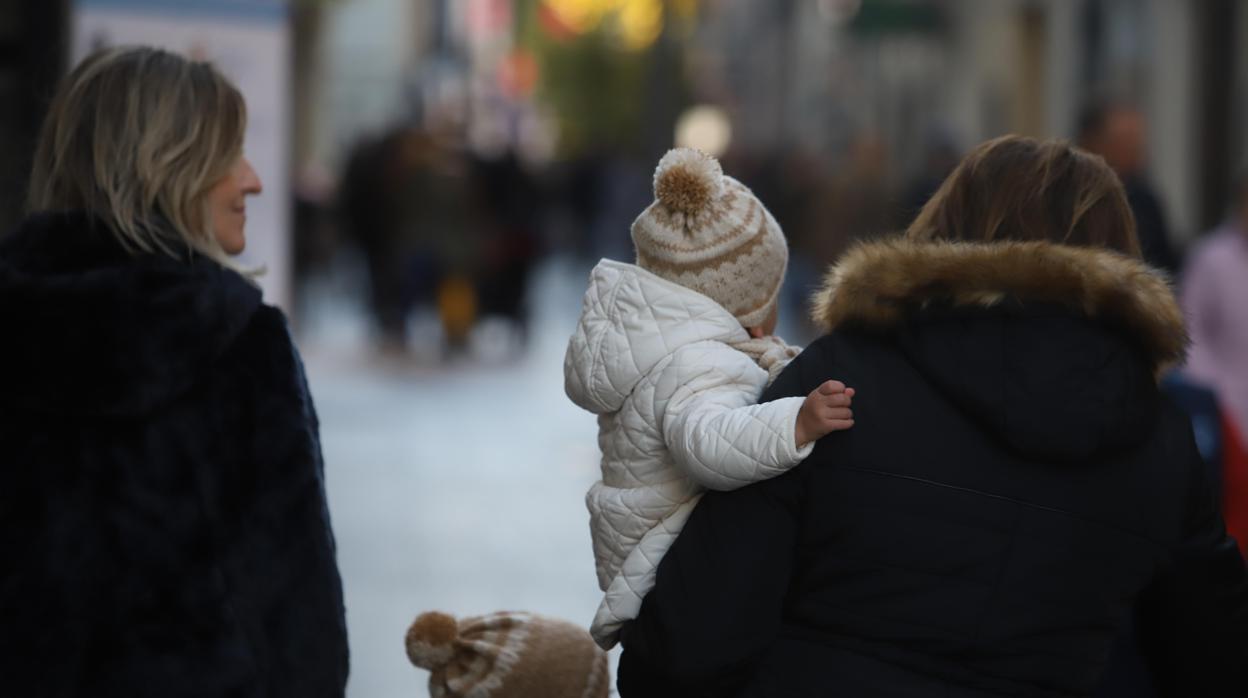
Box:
631, 148, 789, 328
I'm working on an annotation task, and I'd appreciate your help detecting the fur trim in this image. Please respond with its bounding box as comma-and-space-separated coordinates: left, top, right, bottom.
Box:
0, 210, 262, 415
811, 239, 1188, 371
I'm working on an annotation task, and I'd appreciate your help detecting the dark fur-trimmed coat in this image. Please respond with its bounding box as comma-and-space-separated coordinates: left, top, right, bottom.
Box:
0, 212, 349, 697
619, 240, 1248, 697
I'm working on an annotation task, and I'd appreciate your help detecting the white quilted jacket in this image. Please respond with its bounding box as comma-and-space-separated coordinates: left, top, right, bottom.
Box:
564, 259, 811, 648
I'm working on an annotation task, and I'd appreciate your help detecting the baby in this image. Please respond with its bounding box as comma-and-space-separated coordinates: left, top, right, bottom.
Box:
564, 148, 854, 648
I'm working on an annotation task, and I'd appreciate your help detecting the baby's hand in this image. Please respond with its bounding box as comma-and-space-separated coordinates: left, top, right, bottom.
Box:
795, 380, 855, 447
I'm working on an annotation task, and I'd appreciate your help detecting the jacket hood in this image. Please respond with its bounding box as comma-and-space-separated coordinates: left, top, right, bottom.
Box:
0, 211, 263, 416
564, 259, 748, 414
811, 239, 1188, 461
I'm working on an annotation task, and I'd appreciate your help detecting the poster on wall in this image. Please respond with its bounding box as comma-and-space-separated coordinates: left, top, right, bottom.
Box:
73, 0, 292, 310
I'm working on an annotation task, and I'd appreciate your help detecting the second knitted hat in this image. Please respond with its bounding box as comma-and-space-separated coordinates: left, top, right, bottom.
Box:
406, 610, 609, 698
631, 147, 789, 328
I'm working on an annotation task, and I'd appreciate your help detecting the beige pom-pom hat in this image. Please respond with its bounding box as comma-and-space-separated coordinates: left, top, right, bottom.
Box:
631, 147, 790, 328
405, 611, 609, 698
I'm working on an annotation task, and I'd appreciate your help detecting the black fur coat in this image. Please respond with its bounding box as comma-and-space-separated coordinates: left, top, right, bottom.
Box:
0, 212, 349, 697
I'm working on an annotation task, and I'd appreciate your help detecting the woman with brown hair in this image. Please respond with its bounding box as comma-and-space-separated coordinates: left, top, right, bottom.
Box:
0, 47, 348, 695
617, 135, 1248, 697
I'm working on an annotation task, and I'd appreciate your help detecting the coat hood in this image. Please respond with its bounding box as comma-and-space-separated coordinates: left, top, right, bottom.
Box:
564, 259, 748, 415
0, 211, 263, 416
811, 239, 1188, 461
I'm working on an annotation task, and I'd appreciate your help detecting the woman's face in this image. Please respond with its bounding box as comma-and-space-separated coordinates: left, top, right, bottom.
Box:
208, 156, 263, 255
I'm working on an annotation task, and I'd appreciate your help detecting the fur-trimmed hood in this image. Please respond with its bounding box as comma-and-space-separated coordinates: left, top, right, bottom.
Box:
812, 239, 1187, 368
0, 211, 262, 416
809, 239, 1187, 461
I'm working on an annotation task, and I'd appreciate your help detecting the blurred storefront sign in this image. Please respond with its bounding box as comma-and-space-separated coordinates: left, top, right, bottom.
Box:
848, 0, 945, 36
73, 0, 294, 311
537, 0, 679, 51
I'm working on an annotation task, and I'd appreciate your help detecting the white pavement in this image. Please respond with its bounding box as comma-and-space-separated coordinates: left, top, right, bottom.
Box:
298, 256, 615, 698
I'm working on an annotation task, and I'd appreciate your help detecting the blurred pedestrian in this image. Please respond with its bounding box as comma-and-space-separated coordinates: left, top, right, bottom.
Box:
0, 47, 348, 697
1078, 101, 1180, 273
801, 132, 901, 274
902, 127, 961, 220
292, 162, 339, 281
339, 127, 479, 352
339, 131, 409, 346
619, 136, 1248, 697
1182, 171, 1248, 444
471, 150, 541, 345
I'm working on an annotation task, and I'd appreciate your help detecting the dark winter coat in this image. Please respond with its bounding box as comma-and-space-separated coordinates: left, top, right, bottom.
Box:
0, 212, 349, 697
618, 239, 1248, 697
1123, 175, 1180, 274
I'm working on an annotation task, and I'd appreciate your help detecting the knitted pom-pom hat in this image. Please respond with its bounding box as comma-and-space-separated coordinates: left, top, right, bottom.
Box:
631, 147, 790, 328
406, 611, 609, 698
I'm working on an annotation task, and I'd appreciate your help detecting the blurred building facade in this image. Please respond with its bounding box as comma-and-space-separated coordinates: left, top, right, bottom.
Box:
2, 1, 1248, 263
685, 0, 1236, 249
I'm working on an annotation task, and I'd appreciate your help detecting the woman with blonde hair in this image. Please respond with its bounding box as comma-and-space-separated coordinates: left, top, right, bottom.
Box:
618, 135, 1248, 696
0, 47, 348, 696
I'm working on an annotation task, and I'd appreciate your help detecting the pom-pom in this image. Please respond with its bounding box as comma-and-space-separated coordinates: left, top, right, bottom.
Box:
406, 611, 459, 670
653, 147, 723, 215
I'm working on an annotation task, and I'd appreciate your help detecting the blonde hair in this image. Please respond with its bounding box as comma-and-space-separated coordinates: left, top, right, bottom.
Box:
27, 46, 246, 264
906, 135, 1141, 258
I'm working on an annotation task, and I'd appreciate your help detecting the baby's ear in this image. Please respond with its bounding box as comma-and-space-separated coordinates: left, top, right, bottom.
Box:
746, 325, 765, 339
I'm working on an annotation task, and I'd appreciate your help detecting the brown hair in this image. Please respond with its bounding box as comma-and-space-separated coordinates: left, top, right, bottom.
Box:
905, 135, 1141, 257
27, 46, 246, 262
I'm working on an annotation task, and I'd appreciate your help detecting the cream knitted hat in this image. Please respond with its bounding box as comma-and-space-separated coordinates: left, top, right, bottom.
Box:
631, 147, 790, 328
405, 611, 609, 698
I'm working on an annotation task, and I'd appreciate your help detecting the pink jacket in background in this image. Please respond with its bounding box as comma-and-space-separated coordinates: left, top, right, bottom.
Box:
1181, 223, 1248, 441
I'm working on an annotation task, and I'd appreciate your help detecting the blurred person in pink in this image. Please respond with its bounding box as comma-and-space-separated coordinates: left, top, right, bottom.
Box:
1182, 174, 1248, 442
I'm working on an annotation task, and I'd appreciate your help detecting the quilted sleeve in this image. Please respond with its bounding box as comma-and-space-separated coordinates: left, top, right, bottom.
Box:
657, 342, 812, 491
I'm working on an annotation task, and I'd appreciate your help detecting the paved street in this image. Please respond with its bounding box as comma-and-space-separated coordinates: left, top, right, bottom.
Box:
299, 257, 614, 698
